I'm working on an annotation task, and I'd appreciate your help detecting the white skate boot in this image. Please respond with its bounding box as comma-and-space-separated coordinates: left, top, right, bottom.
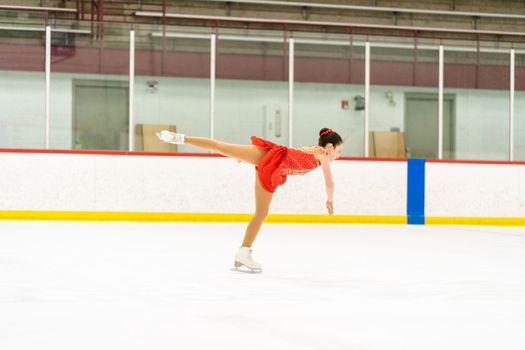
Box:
233, 246, 262, 272
156, 130, 185, 144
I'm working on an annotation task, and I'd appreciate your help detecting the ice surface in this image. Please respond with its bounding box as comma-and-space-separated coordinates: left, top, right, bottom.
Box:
1, 221, 524, 350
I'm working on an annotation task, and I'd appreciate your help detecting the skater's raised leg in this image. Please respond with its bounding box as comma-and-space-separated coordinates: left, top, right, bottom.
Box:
185, 136, 266, 165
157, 131, 266, 166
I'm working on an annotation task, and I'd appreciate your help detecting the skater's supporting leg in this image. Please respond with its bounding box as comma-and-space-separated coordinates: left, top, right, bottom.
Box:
185, 136, 266, 166
241, 173, 273, 247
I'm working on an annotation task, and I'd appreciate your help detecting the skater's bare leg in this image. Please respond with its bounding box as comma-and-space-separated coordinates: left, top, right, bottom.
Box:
242, 173, 273, 247
185, 136, 266, 166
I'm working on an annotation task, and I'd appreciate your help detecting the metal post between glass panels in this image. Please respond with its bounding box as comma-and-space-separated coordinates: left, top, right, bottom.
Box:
45, 26, 51, 149
364, 42, 370, 157
289, 38, 294, 148
510, 49, 515, 161
438, 45, 444, 160
129, 30, 135, 152
210, 34, 216, 140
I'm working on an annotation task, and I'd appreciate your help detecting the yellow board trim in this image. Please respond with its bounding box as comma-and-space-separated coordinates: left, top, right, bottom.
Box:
0, 210, 405, 224
426, 216, 525, 226
1, 211, 523, 226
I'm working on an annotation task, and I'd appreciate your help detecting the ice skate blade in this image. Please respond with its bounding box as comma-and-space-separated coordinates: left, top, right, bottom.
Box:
231, 262, 262, 273
155, 132, 167, 143
156, 132, 176, 144
230, 267, 262, 274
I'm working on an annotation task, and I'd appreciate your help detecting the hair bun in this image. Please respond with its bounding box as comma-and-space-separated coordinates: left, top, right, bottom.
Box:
319, 128, 333, 137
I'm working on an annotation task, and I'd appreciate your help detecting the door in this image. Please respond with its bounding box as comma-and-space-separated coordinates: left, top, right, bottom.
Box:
72, 80, 129, 150
405, 93, 455, 159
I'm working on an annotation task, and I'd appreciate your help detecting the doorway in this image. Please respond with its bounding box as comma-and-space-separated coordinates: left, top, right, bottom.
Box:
72, 79, 129, 150
405, 92, 456, 159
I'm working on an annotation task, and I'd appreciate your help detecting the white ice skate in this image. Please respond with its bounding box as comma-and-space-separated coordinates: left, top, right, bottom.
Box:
156, 130, 185, 144
233, 246, 262, 273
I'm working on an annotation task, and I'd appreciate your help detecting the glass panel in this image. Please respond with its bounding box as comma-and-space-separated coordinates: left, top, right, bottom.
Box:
134, 26, 211, 153
50, 21, 130, 151
370, 39, 439, 159
515, 53, 525, 161
0, 26, 45, 149
444, 45, 510, 160
294, 34, 364, 156
216, 30, 288, 147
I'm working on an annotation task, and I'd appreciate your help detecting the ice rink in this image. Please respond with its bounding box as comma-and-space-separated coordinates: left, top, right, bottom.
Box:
1, 220, 524, 350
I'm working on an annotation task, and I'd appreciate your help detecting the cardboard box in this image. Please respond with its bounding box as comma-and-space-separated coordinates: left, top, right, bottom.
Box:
369, 131, 406, 158
135, 124, 177, 152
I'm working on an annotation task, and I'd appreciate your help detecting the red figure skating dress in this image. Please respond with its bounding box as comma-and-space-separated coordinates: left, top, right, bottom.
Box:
251, 136, 321, 193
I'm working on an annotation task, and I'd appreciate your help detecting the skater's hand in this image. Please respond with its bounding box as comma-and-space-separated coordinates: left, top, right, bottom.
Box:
326, 201, 334, 215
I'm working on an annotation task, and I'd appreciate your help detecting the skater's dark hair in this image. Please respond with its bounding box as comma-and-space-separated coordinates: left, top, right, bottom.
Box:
318, 128, 343, 147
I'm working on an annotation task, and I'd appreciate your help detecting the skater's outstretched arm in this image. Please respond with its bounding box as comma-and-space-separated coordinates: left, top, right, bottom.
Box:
316, 127, 343, 215
320, 156, 334, 215
302, 145, 335, 215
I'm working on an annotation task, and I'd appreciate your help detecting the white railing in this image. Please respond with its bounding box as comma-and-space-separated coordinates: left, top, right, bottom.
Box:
135, 12, 525, 38
197, 0, 525, 21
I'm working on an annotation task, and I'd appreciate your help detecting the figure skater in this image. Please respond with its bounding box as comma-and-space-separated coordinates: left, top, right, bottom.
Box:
156, 128, 343, 272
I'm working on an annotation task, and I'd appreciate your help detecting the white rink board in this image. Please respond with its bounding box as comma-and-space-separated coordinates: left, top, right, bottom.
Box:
425, 162, 525, 217
0, 152, 407, 215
